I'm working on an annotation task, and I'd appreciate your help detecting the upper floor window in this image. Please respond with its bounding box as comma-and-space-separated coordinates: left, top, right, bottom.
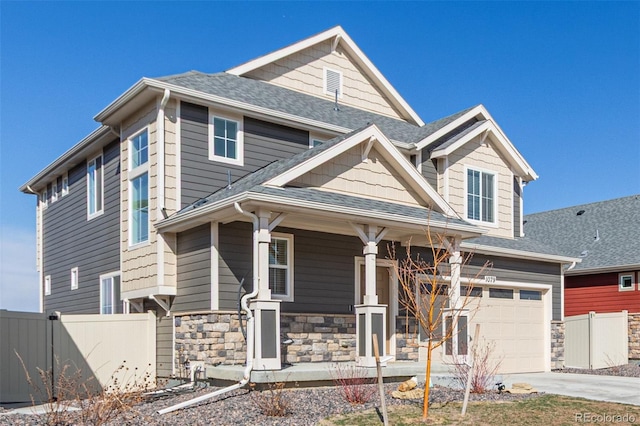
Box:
62, 175, 69, 196
51, 179, 59, 203
44, 275, 51, 296
209, 114, 243, 166
269, 234, 294, 302
70, 267, 79, 290
619, 273, 634, 291
87, 155, 104, 219
40, 189, 48, 209
467, 168, 495, 223
129, 129, 149, 246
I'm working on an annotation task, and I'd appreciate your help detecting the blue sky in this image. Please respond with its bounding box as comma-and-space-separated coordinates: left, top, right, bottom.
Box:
1, 1, 638, 311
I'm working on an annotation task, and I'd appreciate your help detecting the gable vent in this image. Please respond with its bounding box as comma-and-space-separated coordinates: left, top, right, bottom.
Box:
325, 68, 342, 97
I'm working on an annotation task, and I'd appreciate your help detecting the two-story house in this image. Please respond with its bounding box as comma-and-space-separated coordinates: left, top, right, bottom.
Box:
20, 26, 578, 377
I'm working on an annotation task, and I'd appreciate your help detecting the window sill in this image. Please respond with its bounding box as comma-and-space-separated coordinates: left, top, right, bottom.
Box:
208, 154, 243, 167
87, 210, 104, 221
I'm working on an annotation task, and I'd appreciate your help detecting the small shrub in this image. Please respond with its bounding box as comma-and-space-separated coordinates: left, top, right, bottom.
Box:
448, 339, 502, 393
17, 351, 154, 426
250, 381, 292, 417
330, 363, 377, 405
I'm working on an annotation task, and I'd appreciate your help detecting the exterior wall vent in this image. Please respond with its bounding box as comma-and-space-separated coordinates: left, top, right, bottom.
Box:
324, 68, 342, 98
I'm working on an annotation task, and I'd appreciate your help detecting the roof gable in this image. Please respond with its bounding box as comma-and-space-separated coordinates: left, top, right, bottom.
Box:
417, 105, 538, 181
264, 124, 457, 217
227, 26, 424, 126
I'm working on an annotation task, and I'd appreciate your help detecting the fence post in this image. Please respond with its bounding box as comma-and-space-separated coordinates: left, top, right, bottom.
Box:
588, 311, 595, 369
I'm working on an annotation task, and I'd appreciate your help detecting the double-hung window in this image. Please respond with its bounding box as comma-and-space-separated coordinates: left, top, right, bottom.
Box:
87, 155, 104, 218
129, 130, 149, 246
467, 168, 495, 223
100, 272, 122, 314
44, 275, 51, 296
70, 267, 79, 290
269, 234, 293, 301
209, 114, 243, 165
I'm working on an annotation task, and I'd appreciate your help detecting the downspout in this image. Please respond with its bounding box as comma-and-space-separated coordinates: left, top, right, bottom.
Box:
156, 90, 170, 292
158, 202, 259, 414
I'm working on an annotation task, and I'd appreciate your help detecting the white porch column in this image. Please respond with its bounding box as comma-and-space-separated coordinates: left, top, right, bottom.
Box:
352, 224, 390, 367
251, 209, 281, 370
363, 226, 378, 305
447, 236, 467, 359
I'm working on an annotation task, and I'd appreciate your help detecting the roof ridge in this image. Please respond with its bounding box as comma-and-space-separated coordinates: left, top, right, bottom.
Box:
526, 194, 640, 216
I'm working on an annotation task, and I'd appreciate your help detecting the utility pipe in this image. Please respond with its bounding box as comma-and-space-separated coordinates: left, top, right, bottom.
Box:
158, 203, 259, 414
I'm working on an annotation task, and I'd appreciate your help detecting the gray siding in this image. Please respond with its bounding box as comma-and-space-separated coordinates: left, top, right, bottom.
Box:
420, 148, 438, 189
156, 312, 174, 377
180, 102, 309, 207
513, 177, 521, 237
218, 222, 369, 314
174, 224, 211, 313
42, 140, 120, 314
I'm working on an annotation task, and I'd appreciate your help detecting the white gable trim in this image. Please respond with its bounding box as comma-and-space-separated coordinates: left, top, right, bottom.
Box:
263, 124, 457, 217
226, 26, 424, 127
413, 105, 486, 150
430, 120, 538, 181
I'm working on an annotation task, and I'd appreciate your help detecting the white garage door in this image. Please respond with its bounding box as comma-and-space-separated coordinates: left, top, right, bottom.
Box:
472, 287, 546, 373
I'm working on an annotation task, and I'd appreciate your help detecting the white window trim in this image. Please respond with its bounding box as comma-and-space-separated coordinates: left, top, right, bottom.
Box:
464, 165, 498, 227
208, 112, 244, 166
309, 137, 325, 149
44, 275, 51, 296
128, 129, 150, 248
70, 267, 79, 290
40, 190, 48, 209
619, 273, 635, 292
87, 153, 104, 220
269, 233, 294, 302
99, 271, 122, 314
61, 173, 69, 197
51, 180, 59, 203
323, 67, 343, 98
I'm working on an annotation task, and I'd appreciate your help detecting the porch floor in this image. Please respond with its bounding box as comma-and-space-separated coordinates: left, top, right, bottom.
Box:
205, 361, 453, 386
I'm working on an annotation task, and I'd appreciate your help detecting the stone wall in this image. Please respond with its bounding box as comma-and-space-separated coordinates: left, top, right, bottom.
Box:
175, 312, 247, 367
550, 320, 565, 369
395, 315, 420, 361
280, 313, 356, 363
629, 313, 640, 359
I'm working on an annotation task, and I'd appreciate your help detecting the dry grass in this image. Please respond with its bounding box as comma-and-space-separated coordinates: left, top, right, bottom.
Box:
330, 363, 378, 405
320, 394, 640, 425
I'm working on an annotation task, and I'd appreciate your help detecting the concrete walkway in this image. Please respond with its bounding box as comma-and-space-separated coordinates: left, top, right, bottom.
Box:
503, 372, 640, 406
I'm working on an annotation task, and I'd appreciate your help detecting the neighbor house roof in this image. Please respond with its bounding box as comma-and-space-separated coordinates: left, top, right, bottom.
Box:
524, 195, 640, 273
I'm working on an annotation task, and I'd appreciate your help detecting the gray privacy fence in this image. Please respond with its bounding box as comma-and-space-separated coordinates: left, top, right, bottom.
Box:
0, 310, 156, 404
564, 311, 628, 369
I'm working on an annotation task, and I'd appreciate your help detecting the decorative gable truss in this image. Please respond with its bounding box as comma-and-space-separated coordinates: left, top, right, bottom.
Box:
414, 105, 537, 238
264, 124, 458, 218
227, 26, 424, 126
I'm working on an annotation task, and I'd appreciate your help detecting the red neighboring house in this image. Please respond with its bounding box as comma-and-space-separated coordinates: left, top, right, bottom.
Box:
524, 195, 640, 358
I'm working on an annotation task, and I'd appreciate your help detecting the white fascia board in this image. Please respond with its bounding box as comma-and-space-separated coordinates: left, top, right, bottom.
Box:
20, 126, 114, 193
121, 286, 177, 300
246, 192, 481, 237
227, 26, 424, 126
565, 263, 640, 276
430, 119, 538, 181
264, 124, 457, 217
413, 105, 486, 150
461, 241, 582, 264
94, 78, 158, 123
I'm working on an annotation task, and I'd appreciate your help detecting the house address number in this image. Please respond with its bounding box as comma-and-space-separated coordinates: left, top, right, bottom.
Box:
484, 276, 496, 283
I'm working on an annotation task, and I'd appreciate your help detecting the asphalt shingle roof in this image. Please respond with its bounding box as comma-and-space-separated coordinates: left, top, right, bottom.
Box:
523, 195, 640, 271
156, 71, 472, 146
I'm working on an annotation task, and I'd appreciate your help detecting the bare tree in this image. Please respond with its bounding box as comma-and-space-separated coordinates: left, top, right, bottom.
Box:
391, 225, 490, 421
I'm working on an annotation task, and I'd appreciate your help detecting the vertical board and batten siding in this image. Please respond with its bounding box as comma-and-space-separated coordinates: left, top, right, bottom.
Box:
174, 224, 211, 313
565, 272, 640, 316
180, 102, 309, 207
466, 254, 562, 320
243, 39, 403, 120
42, 140, 120, 314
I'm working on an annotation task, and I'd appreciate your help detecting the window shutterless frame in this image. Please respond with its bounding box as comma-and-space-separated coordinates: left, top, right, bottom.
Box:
70, 267, 79, 290
208, 112, 244, 166
87, 154, 104, 219
464, 165, 497, 225
44, 275, 51, 296
128, 129, 150, 247
100, 272, 122, 314
269, 233, 294, 302
619, 273, 634, 291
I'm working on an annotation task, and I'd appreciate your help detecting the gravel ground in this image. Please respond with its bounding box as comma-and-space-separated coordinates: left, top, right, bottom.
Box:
0, 381, 538, 426
555, 362, 640, 377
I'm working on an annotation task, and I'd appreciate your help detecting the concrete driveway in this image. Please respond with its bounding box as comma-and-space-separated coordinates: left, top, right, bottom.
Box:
504, 372, 640, 406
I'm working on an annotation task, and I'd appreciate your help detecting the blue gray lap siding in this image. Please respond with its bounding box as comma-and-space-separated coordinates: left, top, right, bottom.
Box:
42, 140, 121, 314
179, 101, 310, 208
